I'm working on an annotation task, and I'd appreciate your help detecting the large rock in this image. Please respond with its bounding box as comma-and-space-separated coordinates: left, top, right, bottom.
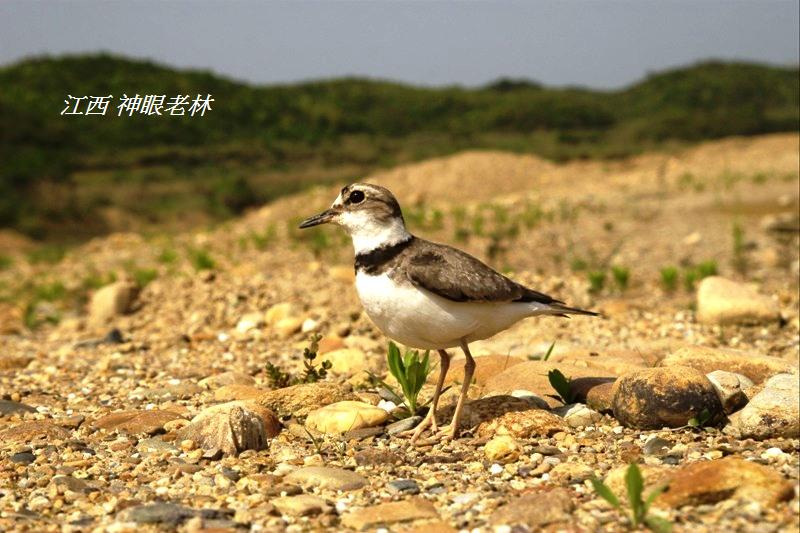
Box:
659, 457, 794, 508
490, 488, 574, 529
484, 360, 617, 407
437, 354, 527, 387
92, 409, 184, 435
89, 280, 139, 324
726, 373, 799, 439
611, 367, 724, 429
176, 401, 281, 455
257, 382, 356, 417
305, 401, 390, 434
696, 276, 780, 325
661, 346, 795, 384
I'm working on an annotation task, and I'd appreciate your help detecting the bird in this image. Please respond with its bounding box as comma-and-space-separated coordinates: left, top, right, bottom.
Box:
299, 183, 597, 442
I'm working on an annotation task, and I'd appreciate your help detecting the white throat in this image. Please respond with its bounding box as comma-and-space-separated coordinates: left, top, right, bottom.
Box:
339, 211, 410, 255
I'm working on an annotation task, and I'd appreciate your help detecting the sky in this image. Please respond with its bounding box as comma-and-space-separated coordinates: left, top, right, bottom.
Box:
1, 0, 798, 89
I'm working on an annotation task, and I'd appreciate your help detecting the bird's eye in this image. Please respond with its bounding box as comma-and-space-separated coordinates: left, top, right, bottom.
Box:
348, 190, 365, 204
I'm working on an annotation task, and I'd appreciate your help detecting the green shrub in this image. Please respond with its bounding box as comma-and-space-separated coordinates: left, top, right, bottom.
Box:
611, 266, 630, 291
587, 270, 606, 294
591, 463, 671, 532
660, 266, 679, 292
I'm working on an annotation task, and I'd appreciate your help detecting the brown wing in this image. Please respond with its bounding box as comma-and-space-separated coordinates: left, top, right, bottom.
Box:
403, 240, 562, 304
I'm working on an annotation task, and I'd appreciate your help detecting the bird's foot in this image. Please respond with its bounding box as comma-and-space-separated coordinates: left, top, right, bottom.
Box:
400, 411, 439, 443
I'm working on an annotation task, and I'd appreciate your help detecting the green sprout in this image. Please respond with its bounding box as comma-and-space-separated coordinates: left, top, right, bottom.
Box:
611, 266, 630, 291
547, 368, 575, 404
660, 266, 678, 292
587, 270, 606, 294
591, 463, 671, 532
386, 341, 431, 416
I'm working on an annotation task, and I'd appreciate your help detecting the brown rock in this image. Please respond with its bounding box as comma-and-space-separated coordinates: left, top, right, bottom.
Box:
272, 494, 330, 517
484, 360, 616, 407
89, 280, 139, 324
92, 409, 184, 435
305, 401, 390, 434
585, 381, 615, 413
320, 348, 369, 376
696, 276, 781, 325
490, 488, 574, 528
318, 335, 345, 354
660, 457, 794, 508
438, 354, 527, 387
176, 401, 280, 455
257, 382, 356, 417
0, 420, 71, 443
0, 355, 32, 370
612, 366, 724, 429
476, 407, 566, 438
661, 346, 796, 384
0, 303, 24, 334
341, 498, 439, 530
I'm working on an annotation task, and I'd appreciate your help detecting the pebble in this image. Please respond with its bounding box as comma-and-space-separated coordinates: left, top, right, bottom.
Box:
305, 401, 390, 434
387, 479, 420, 495
696, 276, 781, 325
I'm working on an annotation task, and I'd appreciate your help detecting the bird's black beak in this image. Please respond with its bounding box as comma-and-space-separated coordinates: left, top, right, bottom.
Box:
299, 208, 336, 229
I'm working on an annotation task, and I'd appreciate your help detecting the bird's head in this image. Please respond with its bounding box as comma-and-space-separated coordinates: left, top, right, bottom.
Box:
299, 183, 409, 253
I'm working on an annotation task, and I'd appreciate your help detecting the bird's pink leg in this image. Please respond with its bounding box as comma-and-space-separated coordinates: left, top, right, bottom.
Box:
440, 339, 475, 440
407, 349, 450, 442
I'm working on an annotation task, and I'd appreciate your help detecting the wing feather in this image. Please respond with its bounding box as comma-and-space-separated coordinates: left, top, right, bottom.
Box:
404, 241, 561, 305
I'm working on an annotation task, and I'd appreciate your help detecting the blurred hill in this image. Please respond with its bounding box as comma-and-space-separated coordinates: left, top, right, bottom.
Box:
1, 54, 797, 240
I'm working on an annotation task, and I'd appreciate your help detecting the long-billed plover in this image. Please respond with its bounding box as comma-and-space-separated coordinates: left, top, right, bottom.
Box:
300, 183, 597, 441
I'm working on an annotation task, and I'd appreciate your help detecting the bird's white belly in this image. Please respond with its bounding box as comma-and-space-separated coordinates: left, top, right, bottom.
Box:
355, 272, 547, 350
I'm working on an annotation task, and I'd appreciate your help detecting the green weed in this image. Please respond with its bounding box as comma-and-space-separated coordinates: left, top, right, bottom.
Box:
189, 248, 216, 271
611, 266, 630, 291
591, 463, 671, 532
660, 266, 679, 292
587, 270, 606, 294
386, 341, 431, 416
547, 368, 576, 404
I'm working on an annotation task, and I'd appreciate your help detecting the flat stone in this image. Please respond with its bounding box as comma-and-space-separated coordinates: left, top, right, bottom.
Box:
660, 457, 794, 508
176, 401, 280, 455
199, 371, 255, 389
284, 466, 367, 492
642, 437, 673, 456
10, 451, 35, 465
611, 366, 724, 429
386, 416, 422, 435
258, 382, 357, 417
387, 479, 420, 495
438, 354, 527, 387
0, 420, 71, 443
726, 373, 799, 439
272, 494, 330, 517
341, 498, 439, 530
476, 407, 566, 438
118, 503, 231, 525
305, 401, 390, 434
128, 382, 203, 401
550, 462, 595, 484
696, 276, 781, 325
490, 488, 574, 528
92, 409, 184, 435
662, 346, 795, 384
0, 400, 37, 416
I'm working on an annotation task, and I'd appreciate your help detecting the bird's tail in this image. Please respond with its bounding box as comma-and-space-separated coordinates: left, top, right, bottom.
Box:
548, 302, 600, 318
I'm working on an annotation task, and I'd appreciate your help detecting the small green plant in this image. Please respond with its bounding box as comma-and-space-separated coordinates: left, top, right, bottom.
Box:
252, 225, 277, 250
133, 268, 158, 288
660, 266, 679, 292
587, 270, 606, 294
682, 260, 717, 291
611, 265, 630, 291
591, 463, 671, 532
386, 341, 431, 416
189, 248, 215, 271
0, 254, 12, 270
695, 260, 718, 279
570, 257, 588, 272
264, 334, 332, 389
530, 341, 557, 361
687, 408, 713, 428
27, 245, 66, 265
157, 248, 178, 265
547, 368, 576, 404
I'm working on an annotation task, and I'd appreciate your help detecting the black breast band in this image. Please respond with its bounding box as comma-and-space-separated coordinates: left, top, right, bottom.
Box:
354, 237, 414, 274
